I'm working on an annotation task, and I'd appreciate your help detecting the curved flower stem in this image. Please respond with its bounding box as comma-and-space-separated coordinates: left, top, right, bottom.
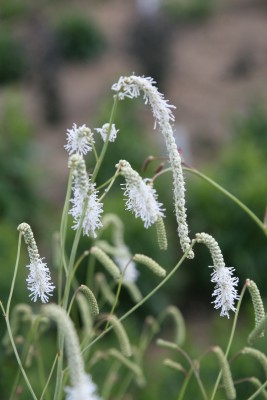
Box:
154, 165, 267, 236
210, 281, 248, 400
156, 339, 208, 400
99, 169, 120, 202
91, 95, 118, 184
6, 232, 22, 316
183, 166, 267, 237
0, 302, 37, 400
81, 242, 195, 355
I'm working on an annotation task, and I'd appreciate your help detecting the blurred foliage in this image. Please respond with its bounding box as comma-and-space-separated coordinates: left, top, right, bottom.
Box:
163, 0, 216, 22
55, 13, 106, 61
186, 99, 267, 303
0, 0, 30, 19
0, 30, 26, 84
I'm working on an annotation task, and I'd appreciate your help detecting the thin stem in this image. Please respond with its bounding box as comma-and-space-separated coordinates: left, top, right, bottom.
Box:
183, 166, 267, 237
99, 169, 120, 202
0, 302, 38, 400
104, 274, 124, 331
82, 242, 195, 355
6, 232, 22, 317
247, 380, 267, 400
40, 354, 59, 400
210, 281, 248, 400
91, 95, 118, 183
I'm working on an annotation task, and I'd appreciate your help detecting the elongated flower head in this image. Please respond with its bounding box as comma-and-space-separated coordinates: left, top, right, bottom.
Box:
195, 232, 239, 318
68, 154, 103, 237
43, 304, 101, 400
18, 223, 55, 303
116, 159, 165, 228
112, 75, 194, 258
95, 123, 118, 142
65, 123, 94, 155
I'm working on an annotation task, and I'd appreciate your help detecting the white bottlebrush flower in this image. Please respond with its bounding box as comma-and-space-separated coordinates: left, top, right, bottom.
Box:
65, 123, 94, 155
17, 223, 55, 303
68, 154, 103, 237
116, 159, 165, 229
43, 304, 102, 400
195, 232, 239, 318
112, 75, 194, 259
65, 372, 101, 400
95, 123, 119, 142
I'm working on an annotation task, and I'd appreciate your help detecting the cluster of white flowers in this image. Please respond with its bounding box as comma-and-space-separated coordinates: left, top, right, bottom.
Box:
112, 75, 194, 259
43, 304, 102, 400
116, 159, 165, 229
68, 155, 103, 237
95, 123, 119, 142
195, 233, 239, 318
65, 123, 94, 155
18, 223, 55, 303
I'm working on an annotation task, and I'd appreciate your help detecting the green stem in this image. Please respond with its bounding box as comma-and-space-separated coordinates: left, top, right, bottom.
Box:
91, 95, 118, 183
183, 166, 267, 237
40, 354, 59, 400
247, 380, 267, 400
6, 232, 22, 316
82, 242, 195, 355
210, 281, 248, 400
0, 302, 37, 400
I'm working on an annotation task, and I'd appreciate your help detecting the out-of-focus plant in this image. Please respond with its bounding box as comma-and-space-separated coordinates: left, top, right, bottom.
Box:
0, 30, 26, 84
55, 13, 106, 61
163, 0, 216, 22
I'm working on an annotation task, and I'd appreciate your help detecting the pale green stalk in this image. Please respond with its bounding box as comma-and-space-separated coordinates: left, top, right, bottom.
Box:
91, 95, 118, 183
40, 354, 58, 400
210, 281, 248, 400
157, 339, 208, 400
101, 360, 121, 399
183, 166, 267, 237
247, 380, 267, 400
81, 242, 195, 355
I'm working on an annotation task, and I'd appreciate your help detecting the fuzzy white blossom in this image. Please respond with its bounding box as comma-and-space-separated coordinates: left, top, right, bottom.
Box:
116, 159, 164, 229
69, 154, 103, 237
65, 123, 94, 155
43, 304, 102, 400
112, 75, 194, 259
95, 123, 119, 142
18, 223, 55, 303
195, 232, 239, 318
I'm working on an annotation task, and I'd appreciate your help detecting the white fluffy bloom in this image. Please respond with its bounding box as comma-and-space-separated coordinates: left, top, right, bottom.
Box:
43, 304, 102, 400
112, 75, 194, 259
68, 154, 103, 237
116, 160, 165, 229
18, 223, 55, 303
95, 123, 118, 142
26, 259, 55, 303
65, 123, 94, 155
196, 232, 239, 318
65, 373, 101, 400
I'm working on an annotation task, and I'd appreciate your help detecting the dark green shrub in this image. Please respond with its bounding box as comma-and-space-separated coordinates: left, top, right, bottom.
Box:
0, 31, 26, 84
55, 14, 106, 61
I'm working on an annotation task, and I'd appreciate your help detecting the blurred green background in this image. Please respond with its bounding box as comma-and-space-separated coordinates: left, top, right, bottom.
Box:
0, 0, 267, 398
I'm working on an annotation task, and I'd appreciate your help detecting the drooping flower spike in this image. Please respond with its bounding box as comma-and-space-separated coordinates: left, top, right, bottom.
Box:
116, 159, 165, 229
65, 123, 95, 156
68, 154, 103, 237
112, 75, 194, 259
195, 232, 239, 318
43, 304, 102, 400
18, 223, 55, 303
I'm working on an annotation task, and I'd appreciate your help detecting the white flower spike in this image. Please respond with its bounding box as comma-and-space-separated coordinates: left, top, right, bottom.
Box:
18, 223, 55, 303
95, 123, 119, 142
116, 159, 165, 229
65, 123, 94, 156
195, 232, 239, 318
43, 304, 102, 400
112, 75, 194, 259
68, 154, 103, 237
